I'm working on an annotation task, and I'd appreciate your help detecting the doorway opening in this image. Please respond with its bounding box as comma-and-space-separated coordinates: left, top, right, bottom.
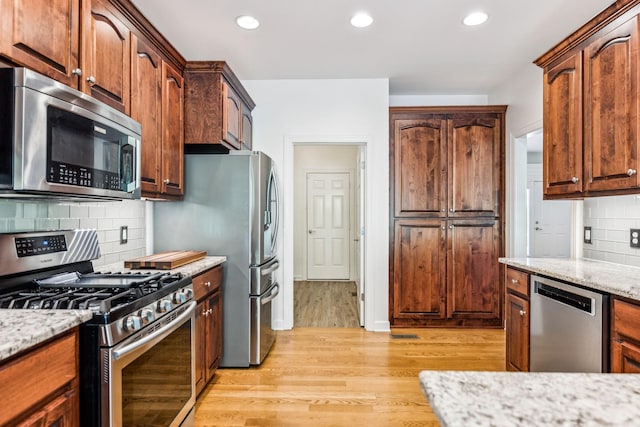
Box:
292, 144, 365, 328
515, 128, 573, 258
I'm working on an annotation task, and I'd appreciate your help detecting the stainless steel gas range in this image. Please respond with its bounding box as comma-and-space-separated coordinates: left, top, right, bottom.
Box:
0, 229, 196, 427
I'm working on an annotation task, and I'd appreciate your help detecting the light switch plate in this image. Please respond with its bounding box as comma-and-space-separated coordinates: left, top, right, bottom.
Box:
631, 229, 640, 248
584, 226, 592, 244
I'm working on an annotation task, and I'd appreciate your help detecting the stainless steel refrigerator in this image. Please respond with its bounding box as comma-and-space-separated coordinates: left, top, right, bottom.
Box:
154, 151, 279, 367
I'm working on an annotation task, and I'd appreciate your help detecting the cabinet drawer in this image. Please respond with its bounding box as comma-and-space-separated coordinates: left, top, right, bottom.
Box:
613, 299, 640, 343
506, 268, 529, 296
0, 330, 77, 426
193, 266, 222, 300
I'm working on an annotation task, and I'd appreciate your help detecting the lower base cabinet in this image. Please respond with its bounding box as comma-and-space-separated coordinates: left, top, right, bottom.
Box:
193, 265, 223, 395
611, 298, 640, 373
505, 267, 530, 372
0, 330, 79, 426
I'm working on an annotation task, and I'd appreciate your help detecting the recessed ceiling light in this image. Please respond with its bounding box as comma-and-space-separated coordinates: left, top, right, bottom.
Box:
463, 12, 488, 26
236, 15, 260, 30
350, 12, 373, 28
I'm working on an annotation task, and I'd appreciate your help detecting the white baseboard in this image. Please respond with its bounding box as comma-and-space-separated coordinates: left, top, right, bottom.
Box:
368, 320, 391, 332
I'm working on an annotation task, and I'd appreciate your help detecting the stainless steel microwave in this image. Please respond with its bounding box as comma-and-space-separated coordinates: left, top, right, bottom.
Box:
0, 68, 141, 200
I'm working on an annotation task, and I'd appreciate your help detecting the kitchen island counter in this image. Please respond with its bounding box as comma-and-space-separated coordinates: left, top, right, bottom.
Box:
420, 370, 640, 426
499, 257, 640, 301
0, 309, 93, 362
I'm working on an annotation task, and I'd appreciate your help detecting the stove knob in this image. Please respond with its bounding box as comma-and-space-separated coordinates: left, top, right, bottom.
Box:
173, 291, 187, 304
183, 288, 194, 300
139, 308, 154, 325
123, 315, 142, 331
157, 299, 172, 313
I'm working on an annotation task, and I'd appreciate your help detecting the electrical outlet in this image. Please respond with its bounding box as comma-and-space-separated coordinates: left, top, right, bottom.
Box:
584, 226, 592, 244
631, 229, 640, 249
120, 226, 128, 244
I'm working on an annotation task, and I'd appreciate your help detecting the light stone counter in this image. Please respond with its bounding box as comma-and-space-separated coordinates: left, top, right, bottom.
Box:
0, 310, 93, 362
97, 255, 226, 278
499, 257, 640, 300
419, 371, 640, 426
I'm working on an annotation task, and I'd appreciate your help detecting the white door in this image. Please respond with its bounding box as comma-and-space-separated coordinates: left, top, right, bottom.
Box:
530, 180, 572, 257
307, 172, 350, 279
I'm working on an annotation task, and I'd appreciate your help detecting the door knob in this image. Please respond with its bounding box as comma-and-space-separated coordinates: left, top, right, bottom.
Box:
308, 230, 315, 234
535, 227, 542, 231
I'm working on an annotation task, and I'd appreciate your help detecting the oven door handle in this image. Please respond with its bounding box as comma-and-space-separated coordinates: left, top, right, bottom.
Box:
112, 301, 196, 360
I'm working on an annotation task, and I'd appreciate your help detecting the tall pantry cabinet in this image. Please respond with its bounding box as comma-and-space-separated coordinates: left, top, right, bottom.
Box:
389, 106, 506, 327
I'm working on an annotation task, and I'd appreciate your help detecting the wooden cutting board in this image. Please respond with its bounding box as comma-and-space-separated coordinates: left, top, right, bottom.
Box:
124, 250, 207, 270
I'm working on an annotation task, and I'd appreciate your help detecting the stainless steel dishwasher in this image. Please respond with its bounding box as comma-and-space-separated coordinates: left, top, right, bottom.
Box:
530, 274, 609, 372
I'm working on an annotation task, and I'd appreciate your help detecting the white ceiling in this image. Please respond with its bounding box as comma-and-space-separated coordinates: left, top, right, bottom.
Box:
131, 0, 614, 95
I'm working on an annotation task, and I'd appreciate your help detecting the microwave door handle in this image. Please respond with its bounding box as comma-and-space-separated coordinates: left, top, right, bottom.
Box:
112, 301, 195, 360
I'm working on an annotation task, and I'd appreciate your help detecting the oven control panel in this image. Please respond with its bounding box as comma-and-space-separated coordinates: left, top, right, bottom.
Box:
15, 234, 67, 257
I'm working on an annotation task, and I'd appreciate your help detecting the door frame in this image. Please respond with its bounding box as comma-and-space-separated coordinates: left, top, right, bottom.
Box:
282, 138, 369, 330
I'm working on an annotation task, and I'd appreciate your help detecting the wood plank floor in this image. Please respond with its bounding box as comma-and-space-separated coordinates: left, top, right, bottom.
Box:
195, 327, 505, 426
294, 281, 359, 328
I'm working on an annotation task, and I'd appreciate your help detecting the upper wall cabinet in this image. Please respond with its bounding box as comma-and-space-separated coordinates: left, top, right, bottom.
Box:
536, 1, 640, 199
184, 61, 256, 151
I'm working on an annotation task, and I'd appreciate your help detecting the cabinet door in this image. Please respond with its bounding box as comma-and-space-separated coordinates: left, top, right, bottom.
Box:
447, 114, 501, 217
241, 103, 253, 150
160, 61, 184, 196
81, 0, 131, 113
222, 81, 242, 150
0, 0, 81, 87
392, 117, 447, 217
543, 51, 583, 196
131, 35, 162, 195
206, 291, 222, 377
506, 292, 529, 372
447, 219, 501, 322
195, 300, 206, 395
611, 340, 640, 373
584, 15, 640, 192
392, 219, 447, 322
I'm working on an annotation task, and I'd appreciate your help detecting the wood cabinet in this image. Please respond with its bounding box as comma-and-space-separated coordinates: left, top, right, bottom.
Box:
611, 298, 640, 373
184, 61, 256, 152
193, 265, 223, 395
389, 106, 505, 327
0, 330, 79, 427
159, 61, 184, 196
536, 2, 640, 198
505, 267, 530, 372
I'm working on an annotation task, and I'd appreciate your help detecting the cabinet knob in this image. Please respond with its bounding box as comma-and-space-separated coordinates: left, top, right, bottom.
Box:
627, 169, 637, 176
86, 75, 96, 85
72, 68, 83, 76
571, 176, 579, 184
441, 226, 446, 230
449, 208, 454, 212
442, 208, 446, 212
511, 279, 519, 284
201, 308, 208, 316
449, 225, 453, 229
519, 310, 526, 316
205, 281, 211, 287
163, 178, 170, 184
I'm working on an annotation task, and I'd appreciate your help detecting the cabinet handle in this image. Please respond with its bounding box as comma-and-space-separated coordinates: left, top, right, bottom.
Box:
449, 208, 454, 212
571, 176, 579, 184
202, 309, 208, 316
163, 178, 170, 184
441, 208, 446, 212
627, 169, 637, 176
72, 68, 83, 76
441, 226, 446, 230
511, 279, 519, 284
86, 76, 96, 85
449, 225, 453, 229
205, 281, 211, 287
519, 310, 526, 316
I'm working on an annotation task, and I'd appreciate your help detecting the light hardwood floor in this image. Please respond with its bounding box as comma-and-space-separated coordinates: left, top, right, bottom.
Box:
294, 281, 359, 328
195, 327, 505, 426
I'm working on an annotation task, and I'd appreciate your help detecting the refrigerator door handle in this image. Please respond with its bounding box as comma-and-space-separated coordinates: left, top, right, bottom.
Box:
261, 283, 280, 305
261, 260, 280, 276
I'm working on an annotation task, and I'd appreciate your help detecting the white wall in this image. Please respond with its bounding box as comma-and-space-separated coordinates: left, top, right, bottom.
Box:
242, 78, 390, 332
488, 63, 544, 257
0, 199, 147, 268
389, 94, 489, 106
293, 145, 359, 281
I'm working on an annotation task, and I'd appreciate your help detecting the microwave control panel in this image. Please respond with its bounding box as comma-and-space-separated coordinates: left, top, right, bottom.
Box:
49, 163, 121, 190
15, 234, 67, 258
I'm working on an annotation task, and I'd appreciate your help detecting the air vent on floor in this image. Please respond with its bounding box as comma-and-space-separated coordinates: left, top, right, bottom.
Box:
390, 334, 419, 339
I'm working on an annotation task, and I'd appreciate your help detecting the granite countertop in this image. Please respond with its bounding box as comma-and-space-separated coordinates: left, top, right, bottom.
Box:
420, 371, 640, 427
98, 255, 226, 277
0, 310, 93, 362
0, 256, 226, 364
499, 257, 640, 300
